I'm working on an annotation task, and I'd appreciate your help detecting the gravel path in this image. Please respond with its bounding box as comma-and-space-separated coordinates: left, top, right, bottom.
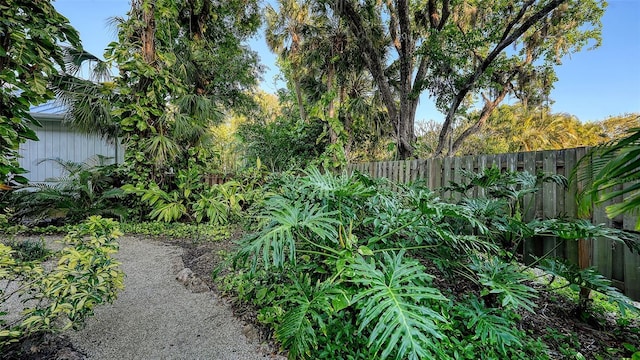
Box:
66, 236, 279, 360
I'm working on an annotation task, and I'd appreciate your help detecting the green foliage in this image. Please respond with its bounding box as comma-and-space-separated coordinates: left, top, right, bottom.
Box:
349, 251, 448, 360
237, 110, 328, 172
275, 274, 335, 359
123, 171, 250, 226
223, 167, 637, 359
123, 181, 189, 222
119, 222, 230, 242
227, 170, 497, 358
539, 258, 640, 316
6, 157, 126, 224
0, 216, 124, 348
543, 328, 585, 359
421, 104, 629, 157
575, 126, 640, 230
2, 238, 50, 262
468, 257, 537, 312
0, 0, 80, 187
107, 0, 261, 185
450, 297, 537, 358
236, 196, 340, 270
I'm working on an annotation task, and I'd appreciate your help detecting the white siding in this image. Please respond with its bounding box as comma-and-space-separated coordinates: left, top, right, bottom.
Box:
18, 119, 124, 183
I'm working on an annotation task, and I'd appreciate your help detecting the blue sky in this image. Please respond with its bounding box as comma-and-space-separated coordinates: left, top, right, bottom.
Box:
53, 0, 639, 123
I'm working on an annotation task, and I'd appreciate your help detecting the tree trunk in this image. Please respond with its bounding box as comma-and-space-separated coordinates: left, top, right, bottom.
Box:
141, 0, 156, 65
327, 62, 337, 144
293, 77, 307, 123
396, 0, 415, 159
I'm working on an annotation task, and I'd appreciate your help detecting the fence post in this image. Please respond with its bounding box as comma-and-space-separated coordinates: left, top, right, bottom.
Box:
542, 150, 558, 258
623, 185, 640, 299
563, 148, 579, 265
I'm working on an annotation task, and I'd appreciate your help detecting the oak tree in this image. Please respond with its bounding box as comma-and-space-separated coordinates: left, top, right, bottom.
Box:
327, 0, 605, 158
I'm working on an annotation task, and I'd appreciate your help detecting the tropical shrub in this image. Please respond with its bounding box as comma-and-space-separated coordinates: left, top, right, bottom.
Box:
6, 157, 126, 224
0, 0, 80, 188
0, 216, 124, 348
450, 167, 640, 315
123, 169, 249, 226
222, 166, 639, 359
237, 112, 328, 172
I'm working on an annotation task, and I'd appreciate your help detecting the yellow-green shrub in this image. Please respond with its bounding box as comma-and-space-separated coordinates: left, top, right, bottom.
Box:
0, 216, 124, 347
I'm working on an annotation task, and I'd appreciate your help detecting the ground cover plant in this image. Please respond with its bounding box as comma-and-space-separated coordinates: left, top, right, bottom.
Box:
220, 167, 640, 359
0, 216, 125, 354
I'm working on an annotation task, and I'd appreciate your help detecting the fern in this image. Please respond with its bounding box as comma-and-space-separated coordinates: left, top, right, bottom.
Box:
349, 251, 448, 360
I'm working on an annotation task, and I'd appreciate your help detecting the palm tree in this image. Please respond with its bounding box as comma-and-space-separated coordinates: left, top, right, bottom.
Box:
265, 0, 312, 122
54, 0, 260, 186
52, 47, 120, 142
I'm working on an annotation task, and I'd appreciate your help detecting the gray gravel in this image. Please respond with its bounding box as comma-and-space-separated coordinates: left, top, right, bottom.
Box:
66, 237, 280, 360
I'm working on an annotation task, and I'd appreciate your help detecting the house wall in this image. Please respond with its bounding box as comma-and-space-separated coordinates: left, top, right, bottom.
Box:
18, 117, 124, 182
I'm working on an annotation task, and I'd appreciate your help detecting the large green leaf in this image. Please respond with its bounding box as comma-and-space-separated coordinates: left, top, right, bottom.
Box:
349, 251, 448, 360
237, 197, 340, 270
275, 275, 334, 359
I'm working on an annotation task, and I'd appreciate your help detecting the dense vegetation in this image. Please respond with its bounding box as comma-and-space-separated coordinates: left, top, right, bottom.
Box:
0, 0, 80, 188
218, 168, 640, 359
1, 0, 639, 358
0, 217, 124, 350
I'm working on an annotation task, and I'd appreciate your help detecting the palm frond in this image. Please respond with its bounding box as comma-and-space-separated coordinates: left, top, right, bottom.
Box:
140, 134, 183, 167
52, 74, 119, 140
349, 251, 448, 360
574, 127, 640, 229
61, 46, 111, 82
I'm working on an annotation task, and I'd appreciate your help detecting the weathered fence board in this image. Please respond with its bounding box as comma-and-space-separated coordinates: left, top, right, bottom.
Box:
346, 147, 640, 300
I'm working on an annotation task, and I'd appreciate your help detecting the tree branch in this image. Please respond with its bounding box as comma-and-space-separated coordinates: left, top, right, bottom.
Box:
435, 0, 566, 155
450, 86, 509, 154
386, 0, 402, 52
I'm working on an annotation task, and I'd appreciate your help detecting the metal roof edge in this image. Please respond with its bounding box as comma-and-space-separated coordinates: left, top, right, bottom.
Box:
29, 112, 66, 122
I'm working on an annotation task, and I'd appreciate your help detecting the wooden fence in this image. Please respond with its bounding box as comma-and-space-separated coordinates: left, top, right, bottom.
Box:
346, 147, 640, 300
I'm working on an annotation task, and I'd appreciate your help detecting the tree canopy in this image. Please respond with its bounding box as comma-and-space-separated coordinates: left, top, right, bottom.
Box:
319, 0, 606, 158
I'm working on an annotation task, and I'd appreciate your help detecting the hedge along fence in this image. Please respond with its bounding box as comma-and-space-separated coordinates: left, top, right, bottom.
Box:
346, 147, 640, 300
